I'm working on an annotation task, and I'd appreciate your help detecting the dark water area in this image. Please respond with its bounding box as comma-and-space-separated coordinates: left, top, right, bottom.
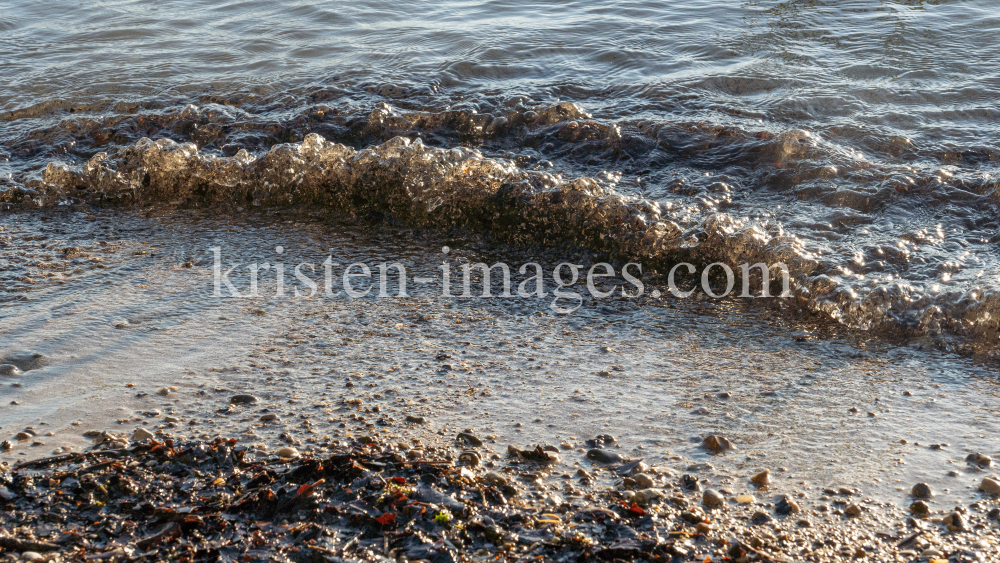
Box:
3, 0, 1000, 354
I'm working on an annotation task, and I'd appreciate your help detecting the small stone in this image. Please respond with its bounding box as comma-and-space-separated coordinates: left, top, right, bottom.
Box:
845, 504, 862, 517
458, 450, 480, 466
634, 488, 663, 503
702, 489, 724, 508
735, 494, 755, 504
717, 392, 731, 399
911, 483, 933, 498
633, 473, 654, 488
15, 432, 31, 441
164, 416, 180, 423
456, 432, 483, 446
848, 406, 859, 413
405, 415, 427, 424
20, 552, 44, 562
0, 440, 11, 451
585, 449, 622, 464
796, 519, 812, 527
130, 428, 154, 441
0, 364, 21, 377
750, 511, 772, 524
156, 387, 171, 396
986, 507, 1000, 520
702, 435, 734, 452
276, 446, 299, 458
681, 474, 700, 491
484, 471, 507, 486
775, 496, 800, 514
910, 501, 929, 515
979, 477, 1000, 495
695, 522, 712, 534
967, 453, 993, 467
751, 469, 770, 487
230, 394, 258, 405
259, 413, 279, 422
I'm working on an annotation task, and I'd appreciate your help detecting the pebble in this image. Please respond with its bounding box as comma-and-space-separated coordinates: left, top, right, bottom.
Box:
750, 511, 772, 524
0, 364, 21, 377
735, 494, 755, 503
456, 432, 483, 446
702, 489, 724, 508
845, 504, 862, 517
634, 488, 663, 503
156, 387, 171, 396
276, 447, 299, 458
405, 415, 427, 424
585, 449, 622, 464
681, 474, 700, 491
130, 428, 154, 441
633, 473, 654, 488
484, 471, 507, 486
911, 483, 933, 498
260, 413, 279, 422
776, 496, 800, 514
702, 434, 734, 453
230, 394, 258, 405
458, 450, 480, 466
695, 522, 712, 534
15, 432, 31, 441
750, 469, 770, 487
19, 552, 44, 562
910, 501, 929, 515
979, 477, 1000, 495
966, 452, 993, 467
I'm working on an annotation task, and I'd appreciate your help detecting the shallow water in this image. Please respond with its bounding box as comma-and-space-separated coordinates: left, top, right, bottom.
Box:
2, 210, 999, 514
4, 0, 1000, 352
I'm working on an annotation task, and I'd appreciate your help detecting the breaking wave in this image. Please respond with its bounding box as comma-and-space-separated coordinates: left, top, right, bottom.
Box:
3, 99, 1000, 356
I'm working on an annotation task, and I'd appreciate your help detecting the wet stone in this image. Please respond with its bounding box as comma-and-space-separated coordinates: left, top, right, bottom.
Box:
702, 489, 724, 508
750, 511, 772, 525
702, 434, 734, 453
229, 394, 258, 405
0, 364, 21, 377
845, 504, 862, 517
751, 469, 770, 487
681, 474, 700, 491
979, 477, 1000, 495
776, 496, 800, 514
130, 428, 154, 441
585, 449, 622, 464
911, 482, 933, 498
405, 415, 428, 424
967, 452, 993, 467
633, 473, 654, 488
910, 501, 930, 515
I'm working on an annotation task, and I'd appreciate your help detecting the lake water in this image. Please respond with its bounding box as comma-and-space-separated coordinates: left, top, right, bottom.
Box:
2, 0, 1000, 512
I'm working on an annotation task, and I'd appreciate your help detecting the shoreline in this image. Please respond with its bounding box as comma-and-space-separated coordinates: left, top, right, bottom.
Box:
2, 424, 997, 563
3, 210, 1000, 561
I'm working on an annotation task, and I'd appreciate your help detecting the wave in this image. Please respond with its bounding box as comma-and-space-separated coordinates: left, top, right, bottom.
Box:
3, 100, 1000, 357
